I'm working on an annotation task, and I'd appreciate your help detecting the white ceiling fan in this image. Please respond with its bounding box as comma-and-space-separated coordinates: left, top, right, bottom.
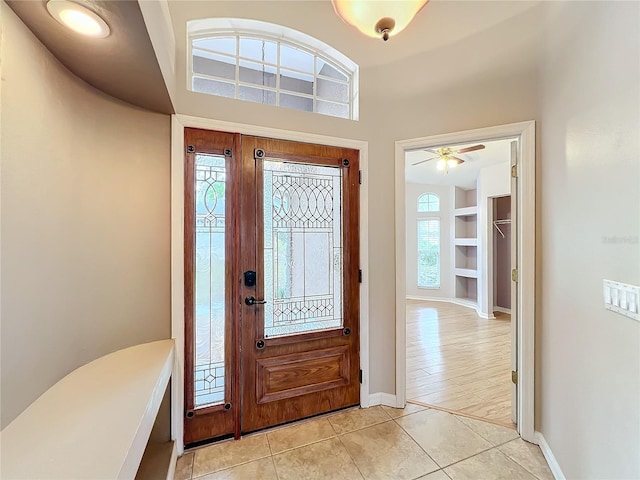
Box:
412, 144, 485, 173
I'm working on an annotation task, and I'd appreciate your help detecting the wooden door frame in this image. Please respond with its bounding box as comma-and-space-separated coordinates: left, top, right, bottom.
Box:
394, 121, 536, 443
170, 114, 370, 454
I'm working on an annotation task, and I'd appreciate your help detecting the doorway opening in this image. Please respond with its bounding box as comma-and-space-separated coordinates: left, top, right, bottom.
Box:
183, 128, 361, 446
404, 138, 517, 427
394, 121, 536, 442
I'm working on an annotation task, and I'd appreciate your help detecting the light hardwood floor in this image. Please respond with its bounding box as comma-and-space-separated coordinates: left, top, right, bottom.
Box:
406, 300, 514, 426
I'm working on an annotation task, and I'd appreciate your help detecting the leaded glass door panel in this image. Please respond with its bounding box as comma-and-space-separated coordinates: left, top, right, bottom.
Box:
184, 130, 360, 445
184, 129, 238, 445
240, 136, 360, 433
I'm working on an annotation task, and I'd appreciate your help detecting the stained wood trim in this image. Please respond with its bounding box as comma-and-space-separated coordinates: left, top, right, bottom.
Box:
232, 133, 242, 440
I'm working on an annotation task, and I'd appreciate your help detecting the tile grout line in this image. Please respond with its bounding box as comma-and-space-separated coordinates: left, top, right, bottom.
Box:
391, 416, 444, 471
334, 428, 366, 480
442, 445, 539, 478
495, 439, 551, 480
270, 455, 281, 480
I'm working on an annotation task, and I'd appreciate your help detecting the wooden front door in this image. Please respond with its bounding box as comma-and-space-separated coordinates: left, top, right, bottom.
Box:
184, 129, 360, 445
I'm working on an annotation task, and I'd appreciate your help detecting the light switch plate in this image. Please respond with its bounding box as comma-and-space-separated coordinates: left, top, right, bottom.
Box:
603, 279, 640, 321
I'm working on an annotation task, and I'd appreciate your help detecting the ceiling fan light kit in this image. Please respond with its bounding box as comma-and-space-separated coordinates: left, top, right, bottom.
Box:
331, 0, 429, 41
412, 144, 486, 175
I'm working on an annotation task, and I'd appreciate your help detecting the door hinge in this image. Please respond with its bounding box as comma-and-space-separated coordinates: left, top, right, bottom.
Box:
358, 269, 363, 283
511, 370, 518, 385
511, 268, 518, 283
358, 170, 362, 185
359, 369, 363, 384
511, 164, 518, 178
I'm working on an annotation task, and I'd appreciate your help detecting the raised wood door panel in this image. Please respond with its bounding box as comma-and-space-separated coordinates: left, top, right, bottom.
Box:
240, 136, 360, 433
183, 128, 239, 445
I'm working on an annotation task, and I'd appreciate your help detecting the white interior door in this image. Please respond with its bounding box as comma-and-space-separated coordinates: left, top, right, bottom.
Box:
510, 140, 518, 425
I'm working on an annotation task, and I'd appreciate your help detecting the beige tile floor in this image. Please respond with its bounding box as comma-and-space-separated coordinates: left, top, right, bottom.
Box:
175, 405, 553, 480
406, 301, 513, 426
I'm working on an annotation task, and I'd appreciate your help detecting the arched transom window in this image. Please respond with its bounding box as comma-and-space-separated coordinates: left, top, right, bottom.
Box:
418, 193, 440, 212
188, 19, 359, 120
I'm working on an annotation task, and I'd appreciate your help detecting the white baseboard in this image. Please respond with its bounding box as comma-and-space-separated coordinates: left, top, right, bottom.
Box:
406, 295, 450, 302
368, 392, 398, 408
494, 306, 512, 314
535, 432, 565, 480
406, 296, 492, 318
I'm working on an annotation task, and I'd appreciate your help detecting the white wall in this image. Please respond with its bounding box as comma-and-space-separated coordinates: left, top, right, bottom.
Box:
537, 2, 640, 478
477, 162, 511, 318
406, 184, 451, 299
1, 5, 171, 427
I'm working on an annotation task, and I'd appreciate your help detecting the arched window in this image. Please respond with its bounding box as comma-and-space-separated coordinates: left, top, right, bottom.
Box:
418, 193, 439, 212
188, 19, 359, 120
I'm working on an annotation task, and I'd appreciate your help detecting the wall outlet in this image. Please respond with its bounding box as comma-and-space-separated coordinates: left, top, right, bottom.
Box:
603, 279, 640, 322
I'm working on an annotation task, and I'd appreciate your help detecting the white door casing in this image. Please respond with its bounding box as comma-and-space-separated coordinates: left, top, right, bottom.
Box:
394, 121, 536, 443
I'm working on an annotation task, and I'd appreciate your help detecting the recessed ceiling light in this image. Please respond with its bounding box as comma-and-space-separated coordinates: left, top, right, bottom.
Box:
46, 0, 110, 38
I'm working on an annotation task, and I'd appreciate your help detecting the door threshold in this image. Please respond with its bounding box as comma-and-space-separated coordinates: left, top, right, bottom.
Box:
407, 399, 516, 430
184, 403, 360, 452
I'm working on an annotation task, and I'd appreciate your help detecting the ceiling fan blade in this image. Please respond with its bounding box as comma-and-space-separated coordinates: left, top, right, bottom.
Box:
412, 156, 439, 166
452, 156, 465, 163
456, 144, 485, 154
424, 149, 440, 155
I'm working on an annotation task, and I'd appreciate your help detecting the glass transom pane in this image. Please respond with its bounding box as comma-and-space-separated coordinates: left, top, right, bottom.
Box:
280, 44, 314, 72
193, 36, 237, 56
194, 154, 227, 408
239, 37, 277, 64
188, 24, 357, 119
263, 160, 343, 338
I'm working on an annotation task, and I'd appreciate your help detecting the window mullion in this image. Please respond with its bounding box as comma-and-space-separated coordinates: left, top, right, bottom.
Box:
276, 41, 281, 107
235, 35, 240, 98
189, 27, 356, 119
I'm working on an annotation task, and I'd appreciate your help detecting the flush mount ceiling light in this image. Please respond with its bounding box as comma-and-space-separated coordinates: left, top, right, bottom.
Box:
47, 0, 110, 38
331, 0, 429, 41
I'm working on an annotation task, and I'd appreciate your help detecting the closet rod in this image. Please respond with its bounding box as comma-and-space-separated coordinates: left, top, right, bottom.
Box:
493, 219, 511, 238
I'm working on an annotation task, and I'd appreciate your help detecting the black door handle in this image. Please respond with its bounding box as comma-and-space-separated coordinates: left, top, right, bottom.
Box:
245, 296, 267, 306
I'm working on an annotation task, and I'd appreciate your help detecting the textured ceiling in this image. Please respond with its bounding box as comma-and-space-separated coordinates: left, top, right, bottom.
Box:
7, 0, 174, 114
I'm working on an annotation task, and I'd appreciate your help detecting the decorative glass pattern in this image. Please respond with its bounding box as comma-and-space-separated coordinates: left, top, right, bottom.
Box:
263, 161, 343, 338
194, 154, 226, 408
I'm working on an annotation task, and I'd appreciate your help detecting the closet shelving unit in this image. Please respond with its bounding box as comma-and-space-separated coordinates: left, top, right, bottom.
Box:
453, 187, 478, 306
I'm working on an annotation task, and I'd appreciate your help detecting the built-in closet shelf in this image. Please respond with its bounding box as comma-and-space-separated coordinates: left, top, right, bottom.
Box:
1, 340, 175, 480
455, 268, 478, 279
454, 238, 478, 246
454, 206, 478, 217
